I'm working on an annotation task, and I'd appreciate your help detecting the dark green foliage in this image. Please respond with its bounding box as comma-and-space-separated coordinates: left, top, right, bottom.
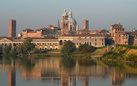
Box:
78, 44, 88, 51
16, 44, 23, 54
10, 48, 17, 57
61, 40, 76, 55
78, 44, 96, 58
33, 48, 41, 53
60, 58, 76, 68
3, 45, 12, 56
0, 45, 2, 56
22, 38, 35, 54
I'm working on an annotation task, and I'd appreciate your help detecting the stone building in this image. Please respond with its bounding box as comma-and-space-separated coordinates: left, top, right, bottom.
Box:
58, 34, 105, 48
9, 19, 16, 37
110, 23, 137, 45
21, 25, 61, 38
0, 37, 59, 49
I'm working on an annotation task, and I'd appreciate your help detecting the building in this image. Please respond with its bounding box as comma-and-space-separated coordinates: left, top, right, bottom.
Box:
59, 34, 105, 48
9, 19, 16, 37
109, 24, 137, 45
21, 25, 61, 38
83, 20, 89, 30
61, 9, 78, 35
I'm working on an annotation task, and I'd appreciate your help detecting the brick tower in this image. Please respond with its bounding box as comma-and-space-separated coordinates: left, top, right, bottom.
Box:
83, 20, 89, 30
61, 9, 69, 35
9, 19, 16, 37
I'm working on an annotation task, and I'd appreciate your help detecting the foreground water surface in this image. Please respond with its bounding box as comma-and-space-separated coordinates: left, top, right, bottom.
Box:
0, 57, 137, 86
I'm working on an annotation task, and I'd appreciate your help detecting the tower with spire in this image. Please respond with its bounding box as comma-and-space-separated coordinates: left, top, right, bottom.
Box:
61, 9, 78, 35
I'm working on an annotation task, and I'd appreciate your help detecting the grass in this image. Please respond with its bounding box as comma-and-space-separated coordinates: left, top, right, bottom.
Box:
92, 46, 107, 55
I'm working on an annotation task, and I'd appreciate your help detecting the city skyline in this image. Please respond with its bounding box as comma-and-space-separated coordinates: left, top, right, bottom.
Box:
0, 0, 137, 36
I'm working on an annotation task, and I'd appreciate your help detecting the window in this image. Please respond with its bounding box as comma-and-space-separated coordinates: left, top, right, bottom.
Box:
90, 42, 91, 46
102, 39, 103, 41
102, 43, 103, 45
95, 39, 97, 41
95, 43, 97, 45
77, 43, 78, 45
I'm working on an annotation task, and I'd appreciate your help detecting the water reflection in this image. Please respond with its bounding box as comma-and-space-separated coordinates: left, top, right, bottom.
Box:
0, 58, 137, 86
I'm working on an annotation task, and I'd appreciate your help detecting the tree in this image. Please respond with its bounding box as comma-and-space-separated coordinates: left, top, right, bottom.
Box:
61, 40, 76, 55
22, 38, 35, 55
78, 45, 96, 58
16, 44, 23, 54
78, 44, 88, 51
0, 45, 2, 56
3, 45, 12, 56
10, 48, 17, 57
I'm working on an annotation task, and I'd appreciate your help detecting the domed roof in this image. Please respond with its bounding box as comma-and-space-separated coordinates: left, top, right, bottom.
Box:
68, 17, 77, 25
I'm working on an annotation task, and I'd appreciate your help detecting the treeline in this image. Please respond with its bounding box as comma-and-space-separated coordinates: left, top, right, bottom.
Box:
61, 40, 96, 58
0, 38, 35, 58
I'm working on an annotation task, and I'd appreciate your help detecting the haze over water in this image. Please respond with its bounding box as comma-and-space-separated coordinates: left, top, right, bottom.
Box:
0, 0, 137, 36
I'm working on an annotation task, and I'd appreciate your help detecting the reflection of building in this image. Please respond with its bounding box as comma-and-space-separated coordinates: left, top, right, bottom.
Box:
21, 58, 108, 86
8, 67, 16, 86
111, 71, 125, 86
9, 19, 16, 37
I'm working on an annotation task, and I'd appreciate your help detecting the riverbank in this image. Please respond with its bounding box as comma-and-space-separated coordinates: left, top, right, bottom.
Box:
100, 45, 137, 63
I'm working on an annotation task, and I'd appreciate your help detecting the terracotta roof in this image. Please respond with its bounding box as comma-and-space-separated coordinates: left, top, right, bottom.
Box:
36, 28, 53, 31
47, 25, 58, 28
62, 34, 104, 37
125, 31, 137, 35
78, 29, 89, 31
23, 28, 34, 31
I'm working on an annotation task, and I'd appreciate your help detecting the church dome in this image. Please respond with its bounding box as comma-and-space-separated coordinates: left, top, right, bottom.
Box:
68, 17, 77, 25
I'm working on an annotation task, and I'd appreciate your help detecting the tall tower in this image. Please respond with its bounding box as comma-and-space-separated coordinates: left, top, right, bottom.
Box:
83, 20, 89, 30
57, 19, 60, 28
61, 9, 69, 35
9, 19, 16, 37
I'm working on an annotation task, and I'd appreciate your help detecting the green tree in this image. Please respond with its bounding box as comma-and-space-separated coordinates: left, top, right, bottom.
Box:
10, 48, 17, 58
3, 45, 12, 56
16, 44, 23, 54
61, 40, 76, 55
22, 38, 35, 55
0, 45, 3, 56
79, 45, 96, 58
78, 44, 88, 51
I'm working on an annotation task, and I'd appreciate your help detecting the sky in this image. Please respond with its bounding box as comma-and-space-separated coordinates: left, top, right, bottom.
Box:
0, 0, 137, 36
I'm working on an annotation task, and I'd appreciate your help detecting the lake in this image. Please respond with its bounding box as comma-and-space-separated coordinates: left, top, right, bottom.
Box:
0, 57, 137, 86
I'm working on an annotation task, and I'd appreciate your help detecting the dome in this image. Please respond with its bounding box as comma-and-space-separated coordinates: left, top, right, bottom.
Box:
68, 17, 77, 25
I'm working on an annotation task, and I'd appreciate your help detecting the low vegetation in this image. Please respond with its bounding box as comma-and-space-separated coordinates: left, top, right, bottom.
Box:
100, 45, 137, 63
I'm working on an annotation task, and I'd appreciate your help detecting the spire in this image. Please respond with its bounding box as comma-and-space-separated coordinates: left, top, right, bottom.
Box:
62, 9, 67, 16
69, 9, 72, 18
57, 19, 60, 28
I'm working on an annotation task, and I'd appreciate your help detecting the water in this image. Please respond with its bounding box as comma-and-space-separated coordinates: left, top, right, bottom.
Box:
0, 58, 137, 86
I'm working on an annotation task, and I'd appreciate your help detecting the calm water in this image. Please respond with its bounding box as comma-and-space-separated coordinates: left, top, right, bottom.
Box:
0, 57, 137, 86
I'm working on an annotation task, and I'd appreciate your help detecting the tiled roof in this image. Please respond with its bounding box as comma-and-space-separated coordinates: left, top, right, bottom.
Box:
23, 28, 34, 31
62, 34, 104, 37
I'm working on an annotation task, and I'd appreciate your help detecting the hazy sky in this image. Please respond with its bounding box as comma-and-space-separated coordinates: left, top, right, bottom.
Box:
0, 0, 137, 36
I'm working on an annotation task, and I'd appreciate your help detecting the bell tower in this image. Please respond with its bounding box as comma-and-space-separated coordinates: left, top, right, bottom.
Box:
61, 9, 69, 35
